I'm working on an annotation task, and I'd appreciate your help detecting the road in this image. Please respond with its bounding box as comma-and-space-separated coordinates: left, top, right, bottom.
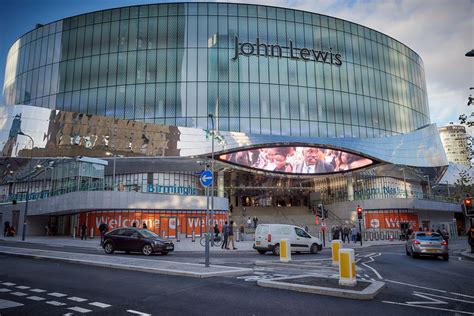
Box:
0, 241, 473, 315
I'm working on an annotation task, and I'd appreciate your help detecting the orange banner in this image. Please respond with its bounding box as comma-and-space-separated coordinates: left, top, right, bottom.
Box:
364, 212, 419, 229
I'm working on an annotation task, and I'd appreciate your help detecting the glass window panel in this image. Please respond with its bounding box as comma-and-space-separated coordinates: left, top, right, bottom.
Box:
81, 56, 91, 89
167, 16, 178, 49
65, 60, 74, 91
364, 96, 372, 127
127, 51, 137, 85
83, 25, 93, 57
249, 83, 260, 117
280, 85, 289, 119
128, 19, 138, 51
186, 82, 197, 120
98, 55, 108, 87
117, 52, 127, 85
197, 15, 208, 47
146, 50, 157, 83
119, 20, 129, 52
187, 16, 198, 48
125, 85, 135, 119
136, 50, 146, 83
357, 95, 365, 127
147, 19, 157, 49
40, 37, 48, 66
106, 86, 116, 116
92, 24, 101, 55
87, 88, 97, 114
156, 50, 166, 82
135, 84, 145, 119
101, 23, 111, 54
167, 49, 177, 82
165, 83, 177, 120
108, 53, 117, 86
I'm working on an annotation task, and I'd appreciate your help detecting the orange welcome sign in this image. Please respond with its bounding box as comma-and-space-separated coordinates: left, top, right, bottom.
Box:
364, 212, 419, 229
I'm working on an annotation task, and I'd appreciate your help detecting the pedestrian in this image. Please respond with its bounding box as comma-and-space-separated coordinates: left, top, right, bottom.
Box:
221, 221, 229, 249
247, 217, 252, 228
304, 226, 309, 232
132, 222, 137, 227
99, 222, 108, 246
214, 223, 219, 240
253, 216, 258, 229
142, 222, 147, 229
242, 207, 247, 217
351, 225, 357, 243
7, 226, 15, 237
227, 220, 237, 250
45, 225, 50, 236
4, 221, 10, 237
81, 223, 87, 240
229, 204, 234, 214
442, 227, 449, 245
239, 224, 245, 241
343, 225, 350, 243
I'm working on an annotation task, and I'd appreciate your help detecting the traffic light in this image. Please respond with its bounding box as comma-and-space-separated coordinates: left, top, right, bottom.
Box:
464, 194, 473, 216
316, 204, 323, 218
357, 205, 363, 220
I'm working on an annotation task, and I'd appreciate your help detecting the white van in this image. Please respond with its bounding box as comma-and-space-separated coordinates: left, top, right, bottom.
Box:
253, 224, 322, 255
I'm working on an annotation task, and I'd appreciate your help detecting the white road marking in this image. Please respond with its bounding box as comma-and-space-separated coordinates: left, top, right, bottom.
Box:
48, 292, 67, 297
27, 296, 45, 301
89, 302, 111, 308
16, 286, 30, 290
253, 271, 267, 275
414, 291, 474, 304
451, 292, 474, 299
68, 306, 92, 313
361, 258, 383, 279
46, 300, 67, 306
68, 296, 87, 302
0, 288, 12, 292
2, 282, 15, 286
63, 313, 74, 316
382, 300, 474, 315
364, 252, 376, 258
384, 279, 447, 293
273, 274, 288, 277
11, 292, 27, 296
30, 289, 46, 293
0, 298, 24, 309
364, 274, 370, 278
127, 310, 151, 316
407, 292, 448, 305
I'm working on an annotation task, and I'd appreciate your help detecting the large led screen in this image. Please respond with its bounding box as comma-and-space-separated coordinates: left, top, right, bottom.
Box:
218, 146, 373, 174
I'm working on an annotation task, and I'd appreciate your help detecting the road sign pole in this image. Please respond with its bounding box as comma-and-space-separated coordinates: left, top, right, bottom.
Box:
205, 185, 210, 267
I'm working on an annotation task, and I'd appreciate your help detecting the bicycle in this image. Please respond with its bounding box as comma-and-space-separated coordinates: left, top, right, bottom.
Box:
200, 232, 223, 247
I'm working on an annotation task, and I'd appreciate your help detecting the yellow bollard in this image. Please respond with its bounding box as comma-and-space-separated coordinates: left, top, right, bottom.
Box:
339, 248, 357, 286
331, 240, 342, 266
280, 239, 291, 262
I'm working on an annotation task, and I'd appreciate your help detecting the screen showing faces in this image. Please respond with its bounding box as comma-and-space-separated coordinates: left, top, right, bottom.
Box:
218, 146, 373, 174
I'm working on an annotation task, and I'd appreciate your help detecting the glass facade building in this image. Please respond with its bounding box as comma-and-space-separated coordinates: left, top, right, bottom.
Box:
4, 2, 430, 139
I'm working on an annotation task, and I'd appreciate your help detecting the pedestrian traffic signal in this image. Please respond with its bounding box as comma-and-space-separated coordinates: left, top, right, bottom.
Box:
357, 205, 363, 220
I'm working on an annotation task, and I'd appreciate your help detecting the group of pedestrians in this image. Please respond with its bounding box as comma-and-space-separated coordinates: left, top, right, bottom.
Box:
331, 224, 359, 243
220, 220, 237, 250
246, 216, 259, 229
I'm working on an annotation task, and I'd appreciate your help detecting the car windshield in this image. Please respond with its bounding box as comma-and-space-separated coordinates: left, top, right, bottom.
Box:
140, 229, 160, 238
416, 233, 443, 241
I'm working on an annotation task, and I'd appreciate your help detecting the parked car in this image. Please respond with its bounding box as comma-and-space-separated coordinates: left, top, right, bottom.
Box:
253, 224, 322, 255
103, 228, 174, 256
405, 232, 449, 261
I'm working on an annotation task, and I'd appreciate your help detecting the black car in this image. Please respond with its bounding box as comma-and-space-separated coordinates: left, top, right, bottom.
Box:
103, 228, 174, 256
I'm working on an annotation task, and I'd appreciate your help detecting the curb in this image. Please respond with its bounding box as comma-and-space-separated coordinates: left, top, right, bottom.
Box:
257, 274, 385, 300
0, 249, 252, 278
460, 250, 474, 261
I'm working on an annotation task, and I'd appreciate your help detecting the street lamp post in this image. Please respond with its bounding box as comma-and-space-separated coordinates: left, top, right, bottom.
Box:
18, 131, 34, 241
208, 113, 215, 242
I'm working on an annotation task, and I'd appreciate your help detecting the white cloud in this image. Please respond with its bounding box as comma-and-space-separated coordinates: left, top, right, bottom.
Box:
224, 0, 473, 128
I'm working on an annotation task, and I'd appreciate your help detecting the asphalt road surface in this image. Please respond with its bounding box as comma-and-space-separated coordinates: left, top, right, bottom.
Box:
0, 243, 473, 315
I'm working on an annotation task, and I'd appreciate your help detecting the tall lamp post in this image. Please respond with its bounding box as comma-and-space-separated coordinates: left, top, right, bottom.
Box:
208, 113, 215, 239
357, 205, 363, 246
18, 131, 34, 241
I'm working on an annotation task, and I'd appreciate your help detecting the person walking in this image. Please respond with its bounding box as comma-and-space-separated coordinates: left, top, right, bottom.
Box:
99, 222, 108, 246
247, 217, 252, 228
81, 223, 87, 240
239, 224, 245, 241
214, 223, 219, 240
227, 220, 237, 250
351, 225, 357, 243
253, 216, 259, 229
343, 225, 350, 243
221, 221, 229, 249
142, 222, 147, 229
4, 221, 10, 237
44, 225, 50, 236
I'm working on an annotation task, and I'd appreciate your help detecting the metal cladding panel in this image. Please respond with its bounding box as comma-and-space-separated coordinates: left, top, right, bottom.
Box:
0, 105, 447, 170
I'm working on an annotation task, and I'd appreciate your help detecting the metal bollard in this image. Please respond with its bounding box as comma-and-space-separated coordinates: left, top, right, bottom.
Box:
380, 231, 384, 240
331, 240, 342, 266
280, 239, 291, 262
73, 227, 76, 239
192, 231, 195, 242
176, 232, 180, 242
375, 231, 379, 240
339, 248, 357, 286
236, 231, 239, 242
90, 228, 94, 239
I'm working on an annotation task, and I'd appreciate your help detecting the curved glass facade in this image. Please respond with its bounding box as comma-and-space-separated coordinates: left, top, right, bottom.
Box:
3, 3, 430, 139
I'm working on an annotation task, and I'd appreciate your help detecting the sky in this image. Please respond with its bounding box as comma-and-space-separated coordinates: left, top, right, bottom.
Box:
0, 0, 472, 132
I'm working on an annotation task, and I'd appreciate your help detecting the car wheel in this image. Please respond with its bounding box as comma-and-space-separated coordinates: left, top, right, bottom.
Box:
257, 250, 266, 255
310, 243, 319, 254
272, 244, 280, 256
442, 254, 449, 261
161, 251, 168, 255
142, 244, 153, 256
104, 242, 114, 254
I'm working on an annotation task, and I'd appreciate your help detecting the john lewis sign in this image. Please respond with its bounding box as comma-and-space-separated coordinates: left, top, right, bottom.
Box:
232, 35, 342, 66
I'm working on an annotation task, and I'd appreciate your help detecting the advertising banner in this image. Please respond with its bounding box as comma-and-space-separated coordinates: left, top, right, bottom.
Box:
364, 212, 419, 230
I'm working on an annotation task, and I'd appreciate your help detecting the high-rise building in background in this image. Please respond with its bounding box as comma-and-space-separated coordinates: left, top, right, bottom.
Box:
439, 124, 471, 166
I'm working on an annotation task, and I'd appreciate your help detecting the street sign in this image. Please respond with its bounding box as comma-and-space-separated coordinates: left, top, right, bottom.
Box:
200, 170, 213, 187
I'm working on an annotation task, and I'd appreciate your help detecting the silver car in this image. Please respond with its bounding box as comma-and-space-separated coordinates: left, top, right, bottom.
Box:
405, 232, 449, 261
